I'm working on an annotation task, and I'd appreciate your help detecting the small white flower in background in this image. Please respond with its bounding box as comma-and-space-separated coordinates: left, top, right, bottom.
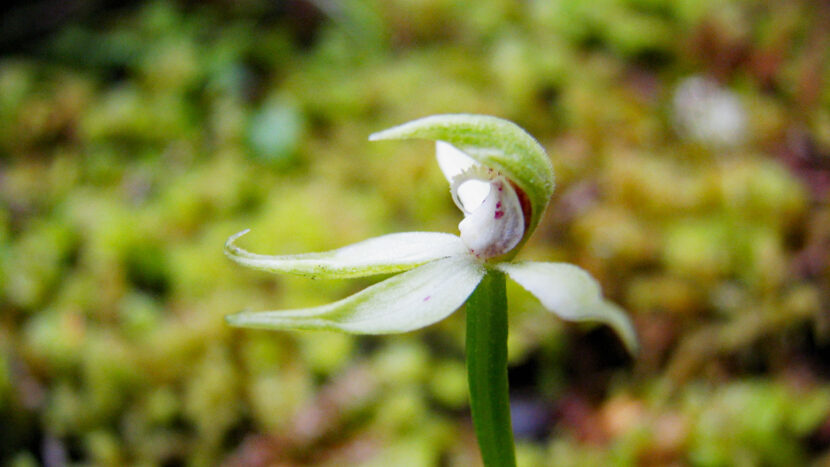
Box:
224, 114, 637, 354
673, 75, 747, 147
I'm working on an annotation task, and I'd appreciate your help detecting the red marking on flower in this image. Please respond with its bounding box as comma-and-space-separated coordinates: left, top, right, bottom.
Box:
423, 295, 431, 302
494, 210, 505, 219
509, 180, 532, 232
496, 202, 502, 209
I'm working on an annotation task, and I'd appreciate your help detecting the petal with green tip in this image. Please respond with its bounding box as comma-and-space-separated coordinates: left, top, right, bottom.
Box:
370, 114, 555, 246
226, 254, 485, 334
497, 261, 638, 355
225, 230, 467, 278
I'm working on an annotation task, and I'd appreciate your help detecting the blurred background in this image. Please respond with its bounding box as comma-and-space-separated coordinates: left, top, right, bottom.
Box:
1, 0, 830, 465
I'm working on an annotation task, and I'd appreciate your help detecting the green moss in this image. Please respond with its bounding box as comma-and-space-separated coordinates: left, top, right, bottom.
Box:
247, 370, 312, 432
427, 359, 469, 409
0, 351, 9, 408
2, 0, 829, 463
297, 331, 355, 376
246, 97, 306, 169
373, 340, 431, 386
183, 347, 239, 443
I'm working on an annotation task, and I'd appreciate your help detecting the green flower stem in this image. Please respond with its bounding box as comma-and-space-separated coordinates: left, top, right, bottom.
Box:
466, 268, 516, 467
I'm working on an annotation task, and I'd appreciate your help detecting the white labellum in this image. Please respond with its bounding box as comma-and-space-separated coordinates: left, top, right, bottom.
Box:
451, 166, 525, 260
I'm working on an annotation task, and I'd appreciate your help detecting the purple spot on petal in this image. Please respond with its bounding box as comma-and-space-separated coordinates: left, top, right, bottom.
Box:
423, 296, 431, 302
494, 210, 505, 219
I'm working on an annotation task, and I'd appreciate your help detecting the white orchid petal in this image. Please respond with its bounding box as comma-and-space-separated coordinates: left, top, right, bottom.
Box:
226, 255, 485, 334
225, 230, 467, 278
497, 261, 638, 354
459, 177, 524, 260
455, 179, 491, 213
436, 141, 479, 183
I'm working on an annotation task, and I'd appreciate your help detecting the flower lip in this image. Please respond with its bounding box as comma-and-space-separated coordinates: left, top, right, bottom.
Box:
450, 165, 497, 214
450, 164, 526, 260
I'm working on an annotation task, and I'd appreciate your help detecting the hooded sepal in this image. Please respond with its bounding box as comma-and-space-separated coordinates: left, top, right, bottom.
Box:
370, 114, 555, 253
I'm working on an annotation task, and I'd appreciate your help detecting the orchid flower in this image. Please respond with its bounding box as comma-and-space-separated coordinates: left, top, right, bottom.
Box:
225, 114, 637, 466
224, 114, 636, 351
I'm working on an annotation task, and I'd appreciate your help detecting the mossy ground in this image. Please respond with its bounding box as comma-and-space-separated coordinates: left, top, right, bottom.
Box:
2, 1, 830, 465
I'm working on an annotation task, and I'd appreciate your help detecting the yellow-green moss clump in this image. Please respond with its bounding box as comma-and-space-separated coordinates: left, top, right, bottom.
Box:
2, 0, 830, 464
